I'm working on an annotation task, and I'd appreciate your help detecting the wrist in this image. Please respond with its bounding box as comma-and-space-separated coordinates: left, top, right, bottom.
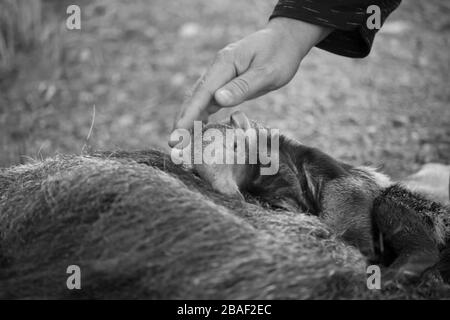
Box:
267, 17, 332, 57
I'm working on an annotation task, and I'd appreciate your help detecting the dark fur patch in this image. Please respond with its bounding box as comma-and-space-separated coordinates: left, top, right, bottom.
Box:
376, 184, 450, 245
372, 184, 449, 280
247, 135, 349, 214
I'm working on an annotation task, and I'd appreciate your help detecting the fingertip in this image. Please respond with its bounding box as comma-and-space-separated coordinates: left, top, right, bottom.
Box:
169, 127, 183, 144
168, 135, 177, 148
168, 127, 181, 147
168, 136, 177, 148
168, 128, 191, 149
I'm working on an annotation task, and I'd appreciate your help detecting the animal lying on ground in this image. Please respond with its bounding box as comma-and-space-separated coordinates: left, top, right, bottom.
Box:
0, 150, 368, 299
0, 146, 449, 298
190, 111, 450, 281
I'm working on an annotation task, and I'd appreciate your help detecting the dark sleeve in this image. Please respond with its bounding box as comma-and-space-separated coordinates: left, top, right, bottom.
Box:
270, 0, 401, 58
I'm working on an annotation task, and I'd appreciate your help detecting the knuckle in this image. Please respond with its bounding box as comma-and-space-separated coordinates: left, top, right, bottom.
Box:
197, 76, 207, 89
258, 65, 285, 89
216, 46, 235, 63
229, 77, 250, 96
190, 74, 213, 97
192, 75, 207, 93
198, 76, 215, 96
259, 65, 276, 78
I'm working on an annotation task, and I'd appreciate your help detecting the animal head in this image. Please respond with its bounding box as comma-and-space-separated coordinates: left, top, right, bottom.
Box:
171, 111, 323, 212
188, 111, 342, 213
189, 111, 308, 212
192, 111, 262, 200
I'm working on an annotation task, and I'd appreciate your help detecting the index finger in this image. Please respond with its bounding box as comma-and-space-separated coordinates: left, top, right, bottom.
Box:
173, 55, 237, 131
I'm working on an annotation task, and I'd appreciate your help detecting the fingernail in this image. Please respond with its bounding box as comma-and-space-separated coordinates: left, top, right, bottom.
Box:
216, 89, 233, 105
168, 129, 181, 146
169, 128, 192, 149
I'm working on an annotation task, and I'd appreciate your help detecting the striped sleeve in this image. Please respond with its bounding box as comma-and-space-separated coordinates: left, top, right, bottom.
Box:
270, 0, 402, 58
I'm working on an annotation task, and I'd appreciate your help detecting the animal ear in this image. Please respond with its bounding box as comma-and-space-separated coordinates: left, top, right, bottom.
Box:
230, 111, 251, 131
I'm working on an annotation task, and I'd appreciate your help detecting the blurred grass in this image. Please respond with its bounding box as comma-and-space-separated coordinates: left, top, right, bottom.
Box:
0, 0, 42, 71
0, 0, 449, 178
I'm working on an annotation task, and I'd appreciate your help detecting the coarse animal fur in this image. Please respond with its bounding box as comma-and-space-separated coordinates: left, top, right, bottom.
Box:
193, 111, 450, 280
0, 150, 449, 298
372, 184, 450, 280
193, 112, 393, 260
0, 150, 368, 299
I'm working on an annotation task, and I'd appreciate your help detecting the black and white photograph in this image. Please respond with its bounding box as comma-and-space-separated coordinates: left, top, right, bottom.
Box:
0, 0, 449, 304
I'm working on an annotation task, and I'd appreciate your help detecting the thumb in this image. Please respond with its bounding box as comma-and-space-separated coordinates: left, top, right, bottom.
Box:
214, 68, 270, 107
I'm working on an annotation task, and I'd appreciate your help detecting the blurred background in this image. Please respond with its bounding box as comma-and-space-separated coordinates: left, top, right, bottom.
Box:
0, 0, 448, 178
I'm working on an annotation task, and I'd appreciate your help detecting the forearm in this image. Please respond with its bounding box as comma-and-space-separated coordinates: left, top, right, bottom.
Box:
270, 0, 402, 58
266, 17, 333, 59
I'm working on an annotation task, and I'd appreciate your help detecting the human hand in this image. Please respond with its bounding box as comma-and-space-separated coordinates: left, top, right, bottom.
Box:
169, 17, 331, 147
